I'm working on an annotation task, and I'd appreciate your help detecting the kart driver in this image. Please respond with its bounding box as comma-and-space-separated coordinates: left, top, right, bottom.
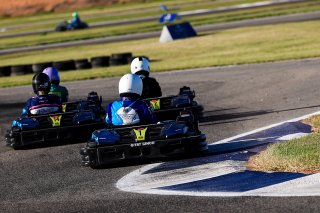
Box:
70, 11, 81, 29
21, 73, 62, 116
131, 57, 162, 99
105, 74, 156, 126
43, 67, 69, 102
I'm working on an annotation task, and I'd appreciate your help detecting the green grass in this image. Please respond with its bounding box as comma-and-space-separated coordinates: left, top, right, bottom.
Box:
247, 134, 320, 173
248, 114, 320, 173
304, 115, 320, 133
0, 0, 260, 29
1, 20, 320, 87
0, 0, 319, 49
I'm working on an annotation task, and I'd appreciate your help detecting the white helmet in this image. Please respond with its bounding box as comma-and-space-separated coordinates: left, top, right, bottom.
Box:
119, 74, 143, 96
131, 57, 150, 76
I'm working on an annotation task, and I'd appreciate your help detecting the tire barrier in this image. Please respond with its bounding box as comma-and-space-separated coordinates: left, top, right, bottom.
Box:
0, 66, 11, 77
0, 52, 147, 77
53, 60, 76, 71
11, 64, 33, 76
32, 62, 53, 73
75, 59, 92, 70
91, 56, 110, 68
110, 52, 133, 66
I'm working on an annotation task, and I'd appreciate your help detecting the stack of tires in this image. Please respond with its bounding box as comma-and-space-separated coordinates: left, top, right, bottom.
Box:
32, 62, 53, 73
109, 53, 132, 66
0, 66, 11, 77
11, 65, 33, 76
0, 52, 142, 77
91, 56, 110, 68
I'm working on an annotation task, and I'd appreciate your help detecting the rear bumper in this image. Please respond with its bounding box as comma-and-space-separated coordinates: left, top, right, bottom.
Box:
80, 134, 207, 167
6, 122, 105, 149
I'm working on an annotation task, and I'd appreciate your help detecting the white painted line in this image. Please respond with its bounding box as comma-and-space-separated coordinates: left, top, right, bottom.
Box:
214, 110, 320, 144
117, 111, 320, 197
277, 133, 309, 141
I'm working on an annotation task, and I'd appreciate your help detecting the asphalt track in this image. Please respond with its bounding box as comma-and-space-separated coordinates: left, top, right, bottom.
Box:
1, 58, 320, 212
1, 10, 320, 55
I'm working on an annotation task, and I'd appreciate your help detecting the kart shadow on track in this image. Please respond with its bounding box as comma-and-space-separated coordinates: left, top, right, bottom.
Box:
89, 151, 209, 170
199, 103, 320, 126
10, 137, 84, 150
199, 109, 274, 126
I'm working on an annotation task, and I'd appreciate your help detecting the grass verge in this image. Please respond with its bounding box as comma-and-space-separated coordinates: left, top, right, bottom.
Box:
1, 20, 320, 87
0, 0, 260, 29
247, 115, 320, 174
0, 0, 319, 49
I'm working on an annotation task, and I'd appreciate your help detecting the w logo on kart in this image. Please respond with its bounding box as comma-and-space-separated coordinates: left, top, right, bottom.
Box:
133, 127, 148, 142
150, 99, 160, 110
50, 115, 62, 127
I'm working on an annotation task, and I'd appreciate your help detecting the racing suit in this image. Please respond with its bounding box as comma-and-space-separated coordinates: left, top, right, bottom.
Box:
21, 94, 62, 116
70, 16, 81, 29
49, 84, 69, 102
141, 77, 162, 99
106, 97, 156, 126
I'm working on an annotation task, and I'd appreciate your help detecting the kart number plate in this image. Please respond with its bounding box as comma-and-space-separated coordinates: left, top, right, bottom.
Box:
133, 127, 147, 141
50, 115, 62, 127
149, 99, 160, 110
130, 141, 155, 147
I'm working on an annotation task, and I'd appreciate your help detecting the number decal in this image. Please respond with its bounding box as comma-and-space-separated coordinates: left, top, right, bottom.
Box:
50, 115, 62, 127
133, 127, 148, 141
150, 99, 160, 110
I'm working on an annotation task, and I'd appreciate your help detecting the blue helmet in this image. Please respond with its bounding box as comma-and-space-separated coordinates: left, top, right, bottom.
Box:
43, 67, 60, 85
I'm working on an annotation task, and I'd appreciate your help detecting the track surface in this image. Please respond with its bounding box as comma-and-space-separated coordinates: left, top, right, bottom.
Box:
1, 59, 320, 212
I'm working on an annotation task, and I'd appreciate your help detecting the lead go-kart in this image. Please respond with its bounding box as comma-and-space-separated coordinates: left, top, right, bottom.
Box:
5, 92, 105, 149
80, 110, 208, 168
55, 20, 88, 32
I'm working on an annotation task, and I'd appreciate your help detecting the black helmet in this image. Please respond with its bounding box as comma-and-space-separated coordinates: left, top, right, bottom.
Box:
32, 73, 51, 94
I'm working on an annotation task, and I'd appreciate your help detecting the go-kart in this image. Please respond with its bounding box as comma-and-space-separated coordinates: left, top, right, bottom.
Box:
55, 20, 88, 32
80, 110, 208, 168
145, 86, 203, 121
5, 92, 105, 149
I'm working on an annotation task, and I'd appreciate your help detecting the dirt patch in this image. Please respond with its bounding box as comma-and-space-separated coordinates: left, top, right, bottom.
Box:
0, 0, 134, 17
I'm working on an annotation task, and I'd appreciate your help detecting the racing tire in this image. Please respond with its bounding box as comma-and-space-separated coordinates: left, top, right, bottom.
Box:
53, 60, 76, 71
109, 58, 126, 66
0, 66, 11, 77
32, 62, 53, 73
75, 59, 91, 70
11, 64, 33, 76
110, 53, 132, 65
91, 56, 110, 68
